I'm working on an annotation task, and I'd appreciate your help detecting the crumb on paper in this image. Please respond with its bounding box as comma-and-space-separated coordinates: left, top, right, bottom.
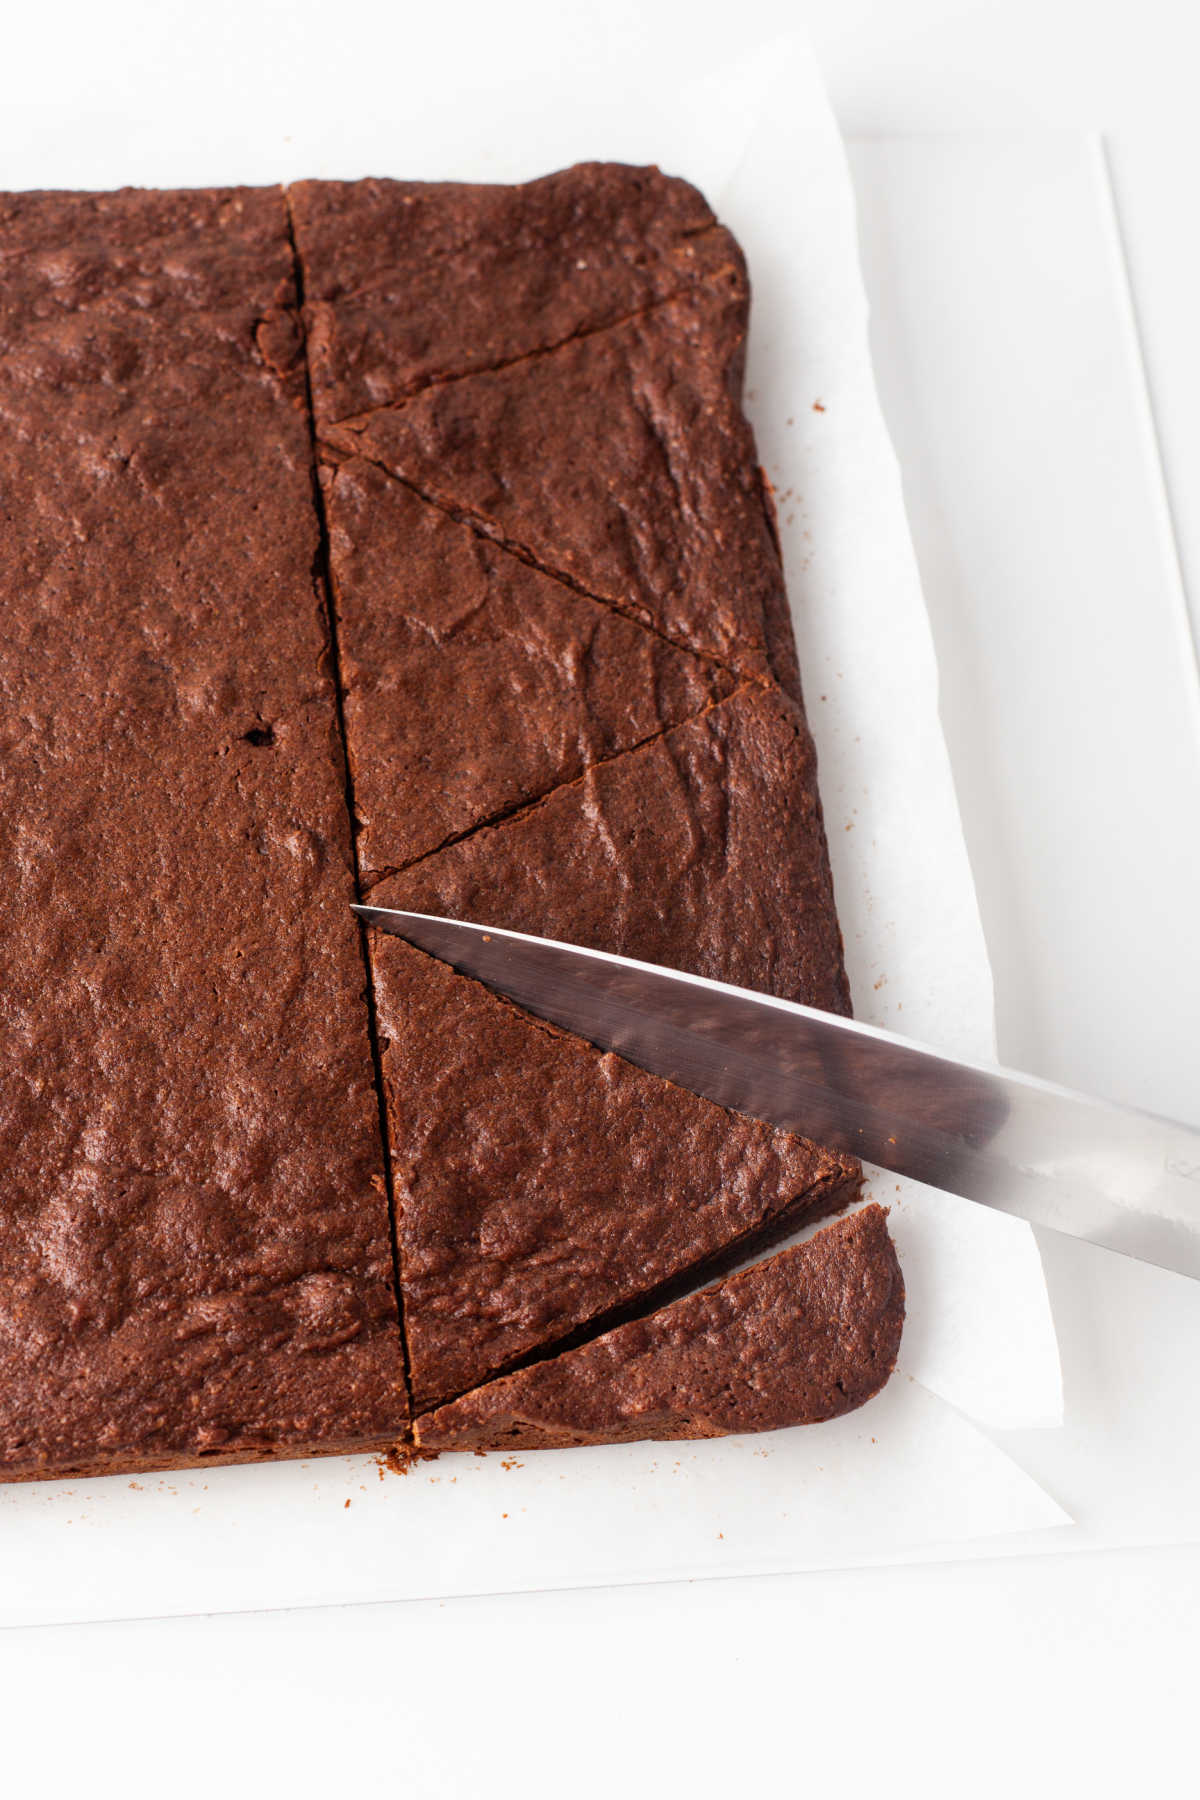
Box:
813, 399, 826, 412
344, 1498, 351, 1509
500, 1457, 523, 1471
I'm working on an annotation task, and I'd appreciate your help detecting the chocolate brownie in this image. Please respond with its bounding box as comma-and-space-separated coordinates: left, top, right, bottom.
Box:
372, 683, 851, 1012
1, 166, 896, 1482
417, 1205, 904, 1452
319, 282, 788, 683
371, 936, 861, 1410
287, 163, 745, 424
323, 455, 732, 879
0, 188, 405, 1479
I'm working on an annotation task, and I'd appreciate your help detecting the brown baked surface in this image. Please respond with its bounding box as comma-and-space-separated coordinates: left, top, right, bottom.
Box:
288, 162, 743, 424
323, 455, 732, 879
0, 187, 405, 1480
372, 937, 860, 1410
289, 164, 872, 1434
372, 683, 851, 1012
1, 165, 895, 1481
416, 1205, 904, 1452
320, 283, 787, 684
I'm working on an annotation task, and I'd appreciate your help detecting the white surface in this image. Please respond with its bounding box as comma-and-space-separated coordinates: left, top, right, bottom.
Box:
848, 132, 1200, 1562
812, 0, 1200, 657
847, 132, 1200, 1119
4, 0, 1200, 1790
0, 31, 1067, 1628
3, 1548, 1196, 1798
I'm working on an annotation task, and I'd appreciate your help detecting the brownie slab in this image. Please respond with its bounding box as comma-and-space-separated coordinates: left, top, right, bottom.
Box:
371, 937, 861, 1410
1, 165, 891, 1481
320, 281, 789, 682
323, 455, 732, 879
417, 1205, 904, 1452
0, 188, 405, 1480
373, 683, 851, 1012
288, 163, 744, 424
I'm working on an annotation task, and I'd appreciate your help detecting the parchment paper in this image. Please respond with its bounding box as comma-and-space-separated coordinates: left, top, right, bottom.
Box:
0, 27, 1066, 1626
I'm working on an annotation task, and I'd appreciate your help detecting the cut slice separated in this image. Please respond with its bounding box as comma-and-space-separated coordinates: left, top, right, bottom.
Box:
417, 1205, 904, 1452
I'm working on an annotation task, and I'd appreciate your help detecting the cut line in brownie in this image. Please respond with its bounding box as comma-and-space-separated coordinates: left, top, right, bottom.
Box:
322, 455, 734, 879
318, 280, 789, 681
370, 936, 861, 1411
287, 162, 746, 423
371, 682, 851, 1013
416, 1205, 903, 1452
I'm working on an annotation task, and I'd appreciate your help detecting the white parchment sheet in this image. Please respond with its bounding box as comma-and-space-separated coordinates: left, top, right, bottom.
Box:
0, 30, 1067, 1626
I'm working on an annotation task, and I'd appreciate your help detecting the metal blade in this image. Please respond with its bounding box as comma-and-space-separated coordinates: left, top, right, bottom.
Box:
355, 906, 1200, 1282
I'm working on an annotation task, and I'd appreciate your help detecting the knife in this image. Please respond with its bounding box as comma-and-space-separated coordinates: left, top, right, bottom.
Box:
354, 906, 1200, 1282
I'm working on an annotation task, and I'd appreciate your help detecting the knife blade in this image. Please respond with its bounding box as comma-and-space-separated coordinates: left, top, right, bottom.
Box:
354, 906, 1200, 1282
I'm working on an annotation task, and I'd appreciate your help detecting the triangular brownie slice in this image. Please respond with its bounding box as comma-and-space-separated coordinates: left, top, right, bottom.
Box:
323, 456, 732, 877
288, 162, 744, 423
416, 1206, 903, 1452
372, 683, 851, 1013
371, 936, 861, 1411
322, 282, 788, 680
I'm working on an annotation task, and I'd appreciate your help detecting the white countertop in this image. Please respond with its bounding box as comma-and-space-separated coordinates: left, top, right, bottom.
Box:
3, 3, 1198, 1793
